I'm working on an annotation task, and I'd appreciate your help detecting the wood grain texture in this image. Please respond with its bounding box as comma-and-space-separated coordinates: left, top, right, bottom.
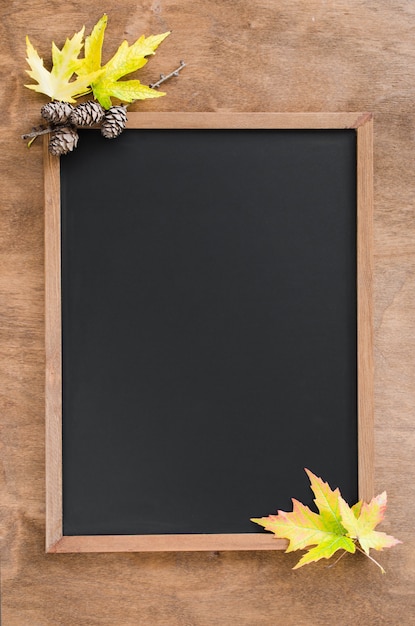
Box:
50, 535, 288, 553
125, 111, 370, 128
44, 144, 62, 552
45, 111, 374, 553
1, 1, 414, 624
356, 118, 375, 503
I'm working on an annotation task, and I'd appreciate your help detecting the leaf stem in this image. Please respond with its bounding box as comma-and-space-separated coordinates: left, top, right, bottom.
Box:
149, 60, 186, 89
326, 550, 348, 569
355, 544, 386, 574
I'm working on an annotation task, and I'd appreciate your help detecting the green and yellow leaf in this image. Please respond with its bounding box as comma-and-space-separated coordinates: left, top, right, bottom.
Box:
251, 468, 401, 572
338, 492, 401, 556
252, 496, 355, 568
50, 27, 85, 81
77, 16, 170, 108
252, 500, 330, 552
25, 31, 103, 102
293, 535, 355, 569
81, 13, 108, 74
305, 468, 346, 535
99, 79, 163, 103
96, 33, 170, 82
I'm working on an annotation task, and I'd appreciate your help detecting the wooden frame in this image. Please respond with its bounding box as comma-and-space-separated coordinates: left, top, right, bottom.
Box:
44, 112, 373, 553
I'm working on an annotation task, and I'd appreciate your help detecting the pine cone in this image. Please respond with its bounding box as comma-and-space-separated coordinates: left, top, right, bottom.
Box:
49, 126, 79, 156
101, 105, 128, 139
41, 101, 74, 124
69, 101, 105, 126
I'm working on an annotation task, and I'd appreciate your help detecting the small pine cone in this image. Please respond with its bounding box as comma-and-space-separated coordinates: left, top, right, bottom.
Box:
49, 126, 79, 156
69, 101, 105, 126
101, 105, 128, 139
41, 101, 74, 124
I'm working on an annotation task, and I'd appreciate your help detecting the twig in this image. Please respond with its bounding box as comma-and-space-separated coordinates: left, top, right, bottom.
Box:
21, 124, 56, 141
149, 60, 186, 89
326, 550, 349, 569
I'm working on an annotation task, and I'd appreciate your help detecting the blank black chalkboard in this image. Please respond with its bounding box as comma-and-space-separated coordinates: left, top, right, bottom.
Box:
45, 113, 374, 551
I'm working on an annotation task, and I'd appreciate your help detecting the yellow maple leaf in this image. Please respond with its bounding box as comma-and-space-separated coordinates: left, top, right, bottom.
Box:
77, 15, 169, 109
25, 29, 104, 102
81, 13, 108, 75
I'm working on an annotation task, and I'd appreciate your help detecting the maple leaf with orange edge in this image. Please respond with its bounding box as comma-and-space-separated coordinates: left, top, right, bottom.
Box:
251, 469, 401, 573
338, 491, 401, 572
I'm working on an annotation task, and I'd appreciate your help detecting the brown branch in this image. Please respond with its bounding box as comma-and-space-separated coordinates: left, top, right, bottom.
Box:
149, 60, 186, 89
21, 124, 60, 140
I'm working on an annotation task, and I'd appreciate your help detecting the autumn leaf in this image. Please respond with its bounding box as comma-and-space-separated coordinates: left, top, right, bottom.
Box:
81, 14, 108, 75
338, 492, 401, 564
25, 29, 103, 102
252, 498, 356, 569
305, 468, 347, 536
251, 471, 356, 569
77, 15, 170, 108
253, 501, 335, 551
251, 469, 401, 572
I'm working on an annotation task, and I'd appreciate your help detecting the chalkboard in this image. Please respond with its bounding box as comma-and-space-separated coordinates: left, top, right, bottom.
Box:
45, 113, 374, 552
